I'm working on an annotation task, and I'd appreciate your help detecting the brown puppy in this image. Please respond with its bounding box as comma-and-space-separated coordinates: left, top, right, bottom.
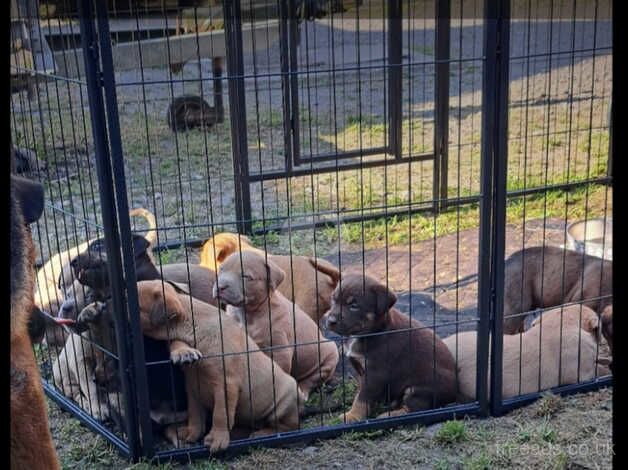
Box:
443, 305, 611, 402
322, 274, 457, 421
136, 280, 303, 453
159, 263, 218, 307
200, 232, 340, 322
213, 251, 339, 399
11, 174, 60, 470
502, 246, 612, 337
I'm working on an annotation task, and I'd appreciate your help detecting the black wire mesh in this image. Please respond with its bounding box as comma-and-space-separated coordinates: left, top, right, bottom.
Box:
10, 0, 612, 463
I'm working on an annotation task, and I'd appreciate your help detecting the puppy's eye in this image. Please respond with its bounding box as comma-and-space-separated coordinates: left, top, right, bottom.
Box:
349, 302, 360, 311
242, 274, 253, 281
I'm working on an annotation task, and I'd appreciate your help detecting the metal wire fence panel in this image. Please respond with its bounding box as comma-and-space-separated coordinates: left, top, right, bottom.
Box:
10, 0, 612, 463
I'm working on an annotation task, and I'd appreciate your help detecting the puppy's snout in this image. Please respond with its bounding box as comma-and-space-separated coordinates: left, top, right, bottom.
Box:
59, 300, 75, 319
212, 281, 227, 299
325, 314, 338, 327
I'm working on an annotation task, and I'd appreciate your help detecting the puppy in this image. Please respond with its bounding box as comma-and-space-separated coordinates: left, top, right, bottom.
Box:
11, 174, 60, 469
53, 280, 187, 428
502, 245, 612, 337
52, 295, 118, 420
35, 207, 157, 347
200, 232, 340, 322
213, 251, 339, 399
443, 305, 611, 402
322, 274, 457, 421
68, 245, 194, 420
137, 280, 303, 452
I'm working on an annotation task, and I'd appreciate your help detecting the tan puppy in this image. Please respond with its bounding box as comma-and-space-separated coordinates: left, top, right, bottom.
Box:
53, 298, 119, 420
213, 251, 339, 399
443, 305, 611, 402
200, 232, 340, 322
35, 208, 156, 346
136, 280, 303, 453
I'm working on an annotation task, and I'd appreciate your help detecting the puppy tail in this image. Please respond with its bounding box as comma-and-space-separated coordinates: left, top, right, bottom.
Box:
308, 257, 341, 287
129, 208, 157, 245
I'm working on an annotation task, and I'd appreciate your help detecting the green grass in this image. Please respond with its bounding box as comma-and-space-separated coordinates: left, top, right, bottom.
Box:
313, 181, 609, 250
461, 452, 492, 470
435, 420, 467, 445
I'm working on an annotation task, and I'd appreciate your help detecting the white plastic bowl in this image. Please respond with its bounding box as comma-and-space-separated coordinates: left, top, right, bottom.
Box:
566, 217, 612, 261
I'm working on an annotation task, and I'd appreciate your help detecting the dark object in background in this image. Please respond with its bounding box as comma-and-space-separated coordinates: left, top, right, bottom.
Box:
167, 95, 220, 132
11, 145, 46, 174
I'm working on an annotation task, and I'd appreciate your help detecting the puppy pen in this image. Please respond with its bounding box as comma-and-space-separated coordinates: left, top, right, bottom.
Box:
10, 0, 612, 463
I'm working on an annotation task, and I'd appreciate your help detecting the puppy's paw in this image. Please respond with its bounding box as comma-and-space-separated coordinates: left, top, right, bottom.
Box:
204, 428, 230, 453
376, 408, 408, 419
170, 347, 203, 365
338, 411, 363, 423
77, 302, 106, 324
184, 426, 204, 444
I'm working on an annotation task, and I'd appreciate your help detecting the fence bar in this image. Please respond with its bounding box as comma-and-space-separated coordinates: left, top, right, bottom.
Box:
387, 0, 402, 159
288, 1, 300, 166
76, 0, 141, 459
480, 0, 511, 417
433, 0, 450, 212
154, 402, 482, 463
279, 0, 294, 171
224, 0, 252, 234
43, 382, 131, 457
94, 0, 154, 458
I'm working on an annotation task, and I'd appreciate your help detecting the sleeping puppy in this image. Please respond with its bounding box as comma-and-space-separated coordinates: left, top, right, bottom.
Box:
443, 304, 611, 402
200, 232, 340, 322
322, 274, 457, 421
502, 245, 612, 338
136, 280, 303, 453
213, 251, 339, 399
35, 208, 157, 347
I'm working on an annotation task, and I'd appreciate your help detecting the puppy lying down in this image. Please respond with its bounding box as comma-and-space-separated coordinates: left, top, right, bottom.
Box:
200, 232, 340, 322
443, 304, 611, 401
213, 251, 339, 399
322, 274, 457, 422
136, 280, 304, 453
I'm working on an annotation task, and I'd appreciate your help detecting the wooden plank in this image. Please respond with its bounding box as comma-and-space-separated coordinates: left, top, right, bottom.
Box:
53, 20, 280, 78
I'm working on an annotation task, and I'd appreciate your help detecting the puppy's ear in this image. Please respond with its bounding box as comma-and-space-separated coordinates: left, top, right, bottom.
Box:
372, 283, 397, 316
164, 280, 190, 295
213, 236, 238, 264
150, 285, 184, 326
581, 309, 600, 335
600, 305, 613, 344
266, 259, 285, 290
11, 175, 44, 224
132, 235, 151, 258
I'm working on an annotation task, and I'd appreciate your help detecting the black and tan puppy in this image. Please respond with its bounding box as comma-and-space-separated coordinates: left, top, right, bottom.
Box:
11, 174, 60, 469
503, 246, 612, 344
322, 274, 457, 422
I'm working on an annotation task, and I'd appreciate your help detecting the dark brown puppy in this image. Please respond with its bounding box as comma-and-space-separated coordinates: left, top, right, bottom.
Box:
503, 246, 612, 343
11, 174, 60, 470
322, 274, 457, 422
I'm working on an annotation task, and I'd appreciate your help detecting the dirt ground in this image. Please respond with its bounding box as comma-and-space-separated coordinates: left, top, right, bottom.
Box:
48, 387, 613, 469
